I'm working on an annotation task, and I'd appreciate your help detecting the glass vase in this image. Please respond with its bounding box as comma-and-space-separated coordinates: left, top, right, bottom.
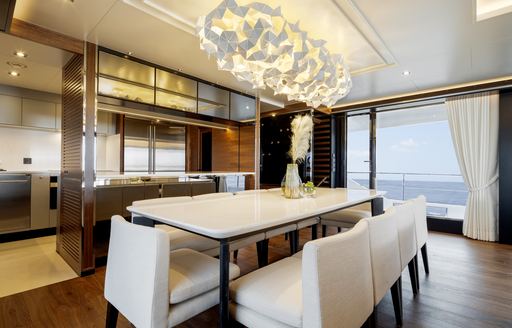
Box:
283, 163, 302, 199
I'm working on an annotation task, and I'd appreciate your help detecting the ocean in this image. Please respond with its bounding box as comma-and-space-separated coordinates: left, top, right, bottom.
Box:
354, 179, 468, 206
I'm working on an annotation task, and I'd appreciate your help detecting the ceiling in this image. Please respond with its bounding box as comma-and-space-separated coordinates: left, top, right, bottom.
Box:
0, 32, 72, 94
11, 0, 512, 107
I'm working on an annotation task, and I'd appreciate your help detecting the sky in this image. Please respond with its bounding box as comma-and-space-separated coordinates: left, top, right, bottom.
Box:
347, 119, 463, 182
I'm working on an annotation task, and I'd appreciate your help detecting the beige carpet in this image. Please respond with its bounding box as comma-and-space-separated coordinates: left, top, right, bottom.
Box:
0, 235, 77, 297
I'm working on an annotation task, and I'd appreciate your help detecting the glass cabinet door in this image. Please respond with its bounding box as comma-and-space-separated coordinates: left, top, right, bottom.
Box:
198, 82, 229, 119
156, 69, 197, 113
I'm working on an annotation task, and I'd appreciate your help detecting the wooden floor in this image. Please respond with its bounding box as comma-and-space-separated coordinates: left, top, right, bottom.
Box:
1, 229, 511, 328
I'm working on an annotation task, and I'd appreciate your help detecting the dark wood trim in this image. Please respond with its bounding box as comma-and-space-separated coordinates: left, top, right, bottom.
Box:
499, 89, 512, 244
334, 113, 347, 187
82, 42, 96, 273
1, 0, 16, 32
427, 217, 463, 234
116, 114, 125, 173
331, 77, 512, 112
8, 18, 84, 54
0, 228, 56, 243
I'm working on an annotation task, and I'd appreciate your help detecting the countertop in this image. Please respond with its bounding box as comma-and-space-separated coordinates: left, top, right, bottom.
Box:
0, 170, 60, 175
95, 171, 254, 180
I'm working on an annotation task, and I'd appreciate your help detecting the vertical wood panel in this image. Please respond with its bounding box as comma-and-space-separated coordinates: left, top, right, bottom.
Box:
186, 125, 200, 171
212, 128, 239, 172
499, 90, 512, 244
239, 125, 255, 172
59, 53, 84, 275
313, 113, 333, 187
82, 42, 96, 273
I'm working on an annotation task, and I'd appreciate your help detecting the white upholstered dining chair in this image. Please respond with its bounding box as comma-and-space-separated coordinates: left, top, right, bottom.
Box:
104, 216, 240, 328
362, 207, 403, 327
393, 200, 419, 295
412, 195, 429, 275
229, 220, 374, 328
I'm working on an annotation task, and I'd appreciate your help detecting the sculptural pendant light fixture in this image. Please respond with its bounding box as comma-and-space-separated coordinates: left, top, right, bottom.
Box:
197, 0, 352, 108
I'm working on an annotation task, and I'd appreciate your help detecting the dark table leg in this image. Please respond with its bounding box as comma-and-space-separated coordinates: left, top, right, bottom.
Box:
131, 216, 155, 227
219, 240, 230, 328
371, 197, 384, 216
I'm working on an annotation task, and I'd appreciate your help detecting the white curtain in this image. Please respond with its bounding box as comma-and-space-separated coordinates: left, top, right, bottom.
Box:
445, 91, 499, 241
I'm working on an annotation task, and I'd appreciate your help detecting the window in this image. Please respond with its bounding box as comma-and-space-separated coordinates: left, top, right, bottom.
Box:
347, 114, 371, 189
376, 103, 467, 220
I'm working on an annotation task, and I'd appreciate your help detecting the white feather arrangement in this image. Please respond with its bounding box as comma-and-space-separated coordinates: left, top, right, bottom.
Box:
288, 114, 313, 163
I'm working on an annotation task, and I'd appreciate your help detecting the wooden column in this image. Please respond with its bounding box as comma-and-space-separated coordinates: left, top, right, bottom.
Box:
499, 90, 512, 244
254, 96, 261, 189
82, 42, 97, 273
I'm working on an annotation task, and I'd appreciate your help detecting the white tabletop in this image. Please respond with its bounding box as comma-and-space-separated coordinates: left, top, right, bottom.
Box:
127, 188, 385, 239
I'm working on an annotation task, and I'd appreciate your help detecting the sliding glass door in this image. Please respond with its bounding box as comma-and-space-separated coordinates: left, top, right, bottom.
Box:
347, 114, 371, 189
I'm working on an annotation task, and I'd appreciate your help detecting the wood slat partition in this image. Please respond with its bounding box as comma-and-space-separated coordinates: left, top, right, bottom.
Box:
212, 128, 240, 171
313, 113, 333, 187
58, 53, 84, 275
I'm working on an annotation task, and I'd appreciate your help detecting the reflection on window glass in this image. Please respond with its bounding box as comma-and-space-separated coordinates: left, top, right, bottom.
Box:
198, 82, 229, 119
230, 93, 255, 121
376, 103, 466, 219
347, 115, 370, 189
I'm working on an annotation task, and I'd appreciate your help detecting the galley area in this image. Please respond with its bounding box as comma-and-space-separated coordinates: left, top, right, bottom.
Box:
2, 1, 512, 328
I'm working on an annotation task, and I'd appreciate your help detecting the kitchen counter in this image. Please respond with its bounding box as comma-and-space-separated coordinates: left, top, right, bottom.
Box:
95, 172, 254, 187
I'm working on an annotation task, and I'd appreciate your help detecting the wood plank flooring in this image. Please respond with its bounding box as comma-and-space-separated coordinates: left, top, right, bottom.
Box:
1, 229, 511, 328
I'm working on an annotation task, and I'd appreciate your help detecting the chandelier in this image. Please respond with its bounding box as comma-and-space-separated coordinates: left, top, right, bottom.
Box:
197, 0, 352, 108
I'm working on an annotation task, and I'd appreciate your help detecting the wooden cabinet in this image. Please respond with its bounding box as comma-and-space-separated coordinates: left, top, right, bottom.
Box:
0, 94, 22, 125
95, 184, 161, 221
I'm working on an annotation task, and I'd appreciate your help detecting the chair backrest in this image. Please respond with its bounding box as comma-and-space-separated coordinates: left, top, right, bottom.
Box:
393, 201, 417, 270
412, 195, 428, 248
302, 220, 374, 328
132, 196, 192, 207
105, 216, 170, 328
192, 192, 234, 200
363, 207, 402, 304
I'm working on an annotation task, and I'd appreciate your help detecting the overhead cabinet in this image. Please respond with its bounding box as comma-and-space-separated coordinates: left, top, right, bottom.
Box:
97, 49, 256, 122
0, 94, 22, 125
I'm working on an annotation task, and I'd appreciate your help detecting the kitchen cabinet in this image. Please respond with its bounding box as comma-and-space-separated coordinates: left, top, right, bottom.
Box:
0, 94, 22, 125
22, 99, 57, 129
31, 174, 50, 230
95, 184, 160, 221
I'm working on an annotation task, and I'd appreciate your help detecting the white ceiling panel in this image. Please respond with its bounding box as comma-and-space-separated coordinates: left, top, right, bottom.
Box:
0, 33, 72, 94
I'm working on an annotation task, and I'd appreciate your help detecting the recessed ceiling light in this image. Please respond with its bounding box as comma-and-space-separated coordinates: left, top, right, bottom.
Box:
14, 51, 27, 58
402, 70, 411, 77
271, 113, 276, 117
245, 105, 249, 109
8, 71, 20, 77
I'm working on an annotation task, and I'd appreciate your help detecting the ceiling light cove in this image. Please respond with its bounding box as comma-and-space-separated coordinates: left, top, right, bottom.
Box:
476, 0, 512, 21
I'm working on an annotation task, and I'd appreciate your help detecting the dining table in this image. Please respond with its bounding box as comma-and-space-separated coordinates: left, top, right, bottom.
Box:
127, 187, 385, 327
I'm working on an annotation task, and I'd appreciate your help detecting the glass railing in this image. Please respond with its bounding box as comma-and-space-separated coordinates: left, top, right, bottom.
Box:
348, 171, 467, 220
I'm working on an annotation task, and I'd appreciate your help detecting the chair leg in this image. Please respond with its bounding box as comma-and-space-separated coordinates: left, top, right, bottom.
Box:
390, 277, 403, 327
362, 307, 376, 328
322, 224, 327, 237
233, 250, 239, 260
284, 232, 288, 240
407, 257, 418, 296
413, 254, 420, 291
289, 230, 299, 255
106, 302, 119, 328
337, 226, 342, 233
256, 240, 269, 267
421, 243, 430, 275
311, 224, 318, 240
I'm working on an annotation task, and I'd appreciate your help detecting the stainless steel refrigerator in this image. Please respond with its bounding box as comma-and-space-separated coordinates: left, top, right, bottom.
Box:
124, 117, 185, 173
